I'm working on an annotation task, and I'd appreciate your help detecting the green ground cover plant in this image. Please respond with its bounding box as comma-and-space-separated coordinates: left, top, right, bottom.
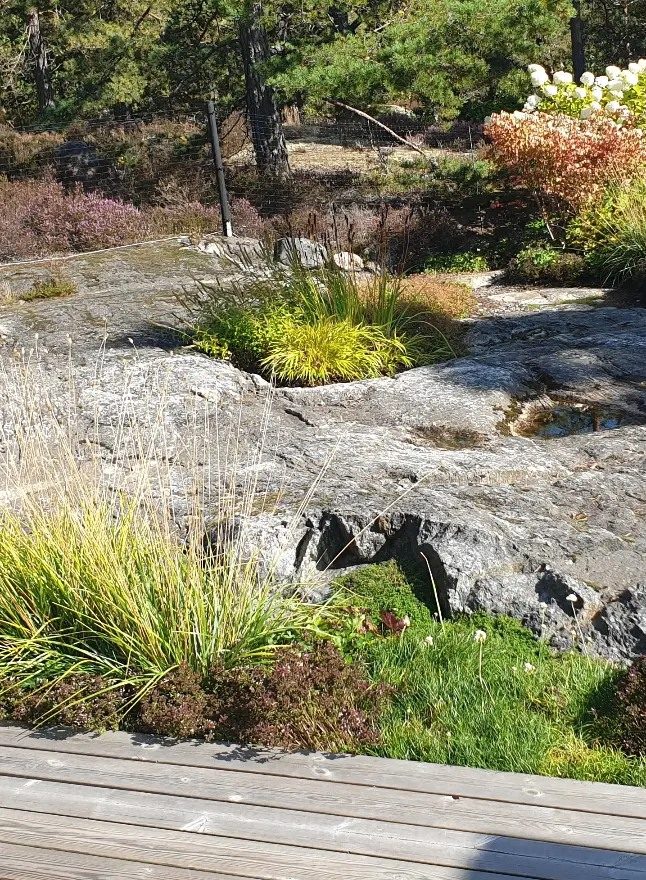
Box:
335, 562, 646, 784
188, 261, 464, 386
505, 245, 588, 285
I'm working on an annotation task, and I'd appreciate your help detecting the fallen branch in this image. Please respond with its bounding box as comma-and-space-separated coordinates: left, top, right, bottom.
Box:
325, 99, 429, 159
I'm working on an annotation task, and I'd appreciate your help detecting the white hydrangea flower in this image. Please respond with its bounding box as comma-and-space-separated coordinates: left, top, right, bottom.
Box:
595, 75, 609, 87
621, 70, 639, 87
591, 85, 604, 101
605, 100, 622, 113
608, 78, 625, 94
531, 69, 550, 87
542, 83, 558, 97
527, 63, 545, 74
638, 59, 646, 72
628, 62, 641, 75
526, 94, 540, 107
553, 70, 573, 85
589, 101, 602, 111
606, 65, 622, 79
580, 71, 595, 86
574, 86, 587, 99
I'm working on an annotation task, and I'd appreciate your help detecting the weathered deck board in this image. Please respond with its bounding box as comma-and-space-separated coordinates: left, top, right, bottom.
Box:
2, 777, 643, 879
1, 725, 642, 818
1, 743, 644, 855
0, 726, 644, 880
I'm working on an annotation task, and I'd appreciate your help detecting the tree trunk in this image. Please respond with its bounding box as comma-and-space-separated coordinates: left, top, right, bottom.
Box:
238, 4, 290, 176
570, 1, 586, 83
27, 8, 54, 111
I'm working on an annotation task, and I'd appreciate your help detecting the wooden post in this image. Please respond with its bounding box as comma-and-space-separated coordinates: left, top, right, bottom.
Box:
206, 100, 233, 238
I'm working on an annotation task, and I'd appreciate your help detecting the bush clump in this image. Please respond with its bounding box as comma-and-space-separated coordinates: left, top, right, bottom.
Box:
506, 245, 588, 285
130, 643, 389, 752
485, 112, 646, 215
10, 675, 123, 731
189, 261, 462, 386
615, 657, 646, 756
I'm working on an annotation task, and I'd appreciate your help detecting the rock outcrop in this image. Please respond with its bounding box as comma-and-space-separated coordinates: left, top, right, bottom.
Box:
0, 237, 644, 660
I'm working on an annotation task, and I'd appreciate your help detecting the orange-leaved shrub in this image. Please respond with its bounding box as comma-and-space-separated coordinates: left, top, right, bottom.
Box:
485, 112, 646, 214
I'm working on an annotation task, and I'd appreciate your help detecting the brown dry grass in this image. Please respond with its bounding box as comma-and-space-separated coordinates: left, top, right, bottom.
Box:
398, 274, 478, 318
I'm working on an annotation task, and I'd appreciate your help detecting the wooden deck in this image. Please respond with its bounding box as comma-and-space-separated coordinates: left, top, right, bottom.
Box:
0, 725, 644, 879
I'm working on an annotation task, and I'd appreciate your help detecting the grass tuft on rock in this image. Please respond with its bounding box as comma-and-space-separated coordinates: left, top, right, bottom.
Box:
186, 260, 465, 386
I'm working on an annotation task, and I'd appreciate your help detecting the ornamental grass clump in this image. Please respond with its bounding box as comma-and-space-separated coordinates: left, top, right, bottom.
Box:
188, 257, 461, 386
569, 176, 646, 286
0, 361, 337, 726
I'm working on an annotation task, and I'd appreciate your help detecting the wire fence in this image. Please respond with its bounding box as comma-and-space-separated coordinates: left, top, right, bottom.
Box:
0, 106, 484, 267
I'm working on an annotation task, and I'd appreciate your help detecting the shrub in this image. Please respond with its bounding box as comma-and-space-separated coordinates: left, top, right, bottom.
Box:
521, 61, 646, 128
0, 126, 64, 176
207, 642, 389, 752
137, 664, 216, 739
10, 675, 124, 731
423, 252, 490, 273
149, 202, 222, 236
65, 191, 149, 250
506, 245, 588, 285
485, 112, 646, 215
0, 176, 70, 259
0, 176, 151, 259
569, 177, 646, 286
135, 643, 389, 751
615, 656, 646, 756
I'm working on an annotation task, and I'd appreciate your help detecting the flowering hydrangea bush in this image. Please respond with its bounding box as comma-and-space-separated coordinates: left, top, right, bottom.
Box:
522, 60, 646, 128
484, 112, 646, 213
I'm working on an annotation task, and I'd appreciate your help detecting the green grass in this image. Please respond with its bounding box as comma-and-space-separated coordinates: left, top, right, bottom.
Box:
20, 276, 77, 301
0, 377, 340, 724
570, 176, 646, 287
187, 260, 458, 386
335, 561, 646, 785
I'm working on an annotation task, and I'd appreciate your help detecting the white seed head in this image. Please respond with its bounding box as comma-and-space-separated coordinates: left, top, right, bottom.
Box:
524, 662, 536, 673
566, 593, 578, 603
474, 629, 487, 643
